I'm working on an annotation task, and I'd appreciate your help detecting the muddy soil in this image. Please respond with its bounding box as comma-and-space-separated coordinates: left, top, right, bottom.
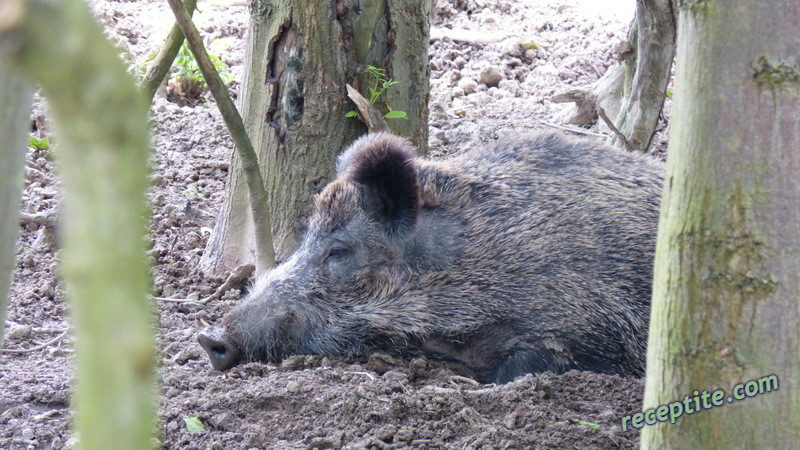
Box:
2, 0, 652, 448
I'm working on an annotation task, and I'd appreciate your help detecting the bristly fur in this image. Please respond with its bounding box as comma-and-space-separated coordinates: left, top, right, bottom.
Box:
310, 180, 361, 234
340, 133, 420, 237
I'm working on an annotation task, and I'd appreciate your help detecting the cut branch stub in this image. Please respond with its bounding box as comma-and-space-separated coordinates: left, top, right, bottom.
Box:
346, 84, 390, 133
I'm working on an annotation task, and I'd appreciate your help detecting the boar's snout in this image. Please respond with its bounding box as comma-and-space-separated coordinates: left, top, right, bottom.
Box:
198, 328, 241, 371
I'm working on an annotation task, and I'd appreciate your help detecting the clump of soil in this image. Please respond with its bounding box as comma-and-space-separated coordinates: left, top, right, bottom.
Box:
1, 0, 648, 448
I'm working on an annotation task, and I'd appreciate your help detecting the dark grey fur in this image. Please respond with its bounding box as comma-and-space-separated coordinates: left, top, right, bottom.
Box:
198, 131, 663, 383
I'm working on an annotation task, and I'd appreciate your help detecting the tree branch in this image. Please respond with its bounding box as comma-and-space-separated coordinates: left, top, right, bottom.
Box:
140, 0, 197, 103
346, 84, 390, 133
166, 0, 276, 272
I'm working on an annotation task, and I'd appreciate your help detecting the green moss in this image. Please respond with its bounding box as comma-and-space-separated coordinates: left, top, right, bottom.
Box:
680, 0, 714, 15
752, 55, 800, 87
701, 184, 777, 299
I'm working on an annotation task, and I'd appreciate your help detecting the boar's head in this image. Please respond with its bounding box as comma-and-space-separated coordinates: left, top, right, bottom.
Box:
198, 133, 446, 371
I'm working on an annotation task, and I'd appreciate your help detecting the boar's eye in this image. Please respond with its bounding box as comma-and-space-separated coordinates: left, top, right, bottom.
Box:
325, 246, 349, 262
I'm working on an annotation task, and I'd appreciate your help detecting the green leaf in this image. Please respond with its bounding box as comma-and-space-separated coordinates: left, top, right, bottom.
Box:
383, 110, 407, 119
570, 419, 600, 429
345, 110, 358, 118
28, 136, 50, 150
521, 38, 538, 50
666, 89, 673, 98
184, 417, 206, 433
183, 186, 203, 197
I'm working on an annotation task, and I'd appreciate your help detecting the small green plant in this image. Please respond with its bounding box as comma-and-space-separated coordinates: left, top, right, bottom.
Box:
171, 41, 232, 98
183, 185, 204, 197
570, 418, 601, 429
183, 416, 205, 433
346, 65, 407, 120
28, 135, 50, 151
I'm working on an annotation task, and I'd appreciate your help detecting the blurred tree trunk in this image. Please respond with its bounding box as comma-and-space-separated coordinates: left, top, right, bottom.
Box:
200, 0, 432, 274
1, 1, 156, 448
0, 61, 34, 347
553, 0, 675, 153
642, 1, 800, 447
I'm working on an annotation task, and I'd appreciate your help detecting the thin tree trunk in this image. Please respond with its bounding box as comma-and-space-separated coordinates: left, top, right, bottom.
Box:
1, 1, 156, 448
201, 0, 431, 273
611, 0, 675, 152
167, 0, 275, 273
0, 61, 34, 348
642, 1, 800, 447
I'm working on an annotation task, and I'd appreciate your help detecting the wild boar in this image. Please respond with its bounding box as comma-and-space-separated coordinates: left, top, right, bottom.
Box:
198, 131, 663, 383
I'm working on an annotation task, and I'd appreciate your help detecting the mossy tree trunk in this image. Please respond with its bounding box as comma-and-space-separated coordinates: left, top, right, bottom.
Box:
0, 61, 34, 347
201, 0, 431, 273
642, 1, 800, 447
1, 1, 156, 448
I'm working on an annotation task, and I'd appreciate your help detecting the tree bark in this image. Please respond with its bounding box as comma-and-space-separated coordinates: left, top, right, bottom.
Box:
0, 60, 33, 348
1, 1, 156, 448
610, 0, 675, 152
642, 1, 800, 447
201, 0, 432, 273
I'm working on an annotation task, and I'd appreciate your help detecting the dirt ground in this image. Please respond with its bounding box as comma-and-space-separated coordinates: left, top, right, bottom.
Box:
1, 0, 654, 448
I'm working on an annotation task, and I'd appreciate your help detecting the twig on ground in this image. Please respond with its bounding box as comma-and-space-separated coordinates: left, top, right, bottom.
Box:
5, 321, 67, 334
430, 27, 516, 45
538, 121, 610, 138
347, 371, 377, 381
155, 263, 254, 305
1, 330, 68, 354
19, 211, 58, 227
448, 375, 481, 387
420, 385, 498, 395
597, 106, 633, 151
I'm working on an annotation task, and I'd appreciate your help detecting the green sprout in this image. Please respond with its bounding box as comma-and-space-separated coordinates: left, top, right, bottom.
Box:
28, 135, 50, 151
171, 41, 232, 98
346, 65, 407, 120
570, 419, 601, 429
183, 186, 204, 198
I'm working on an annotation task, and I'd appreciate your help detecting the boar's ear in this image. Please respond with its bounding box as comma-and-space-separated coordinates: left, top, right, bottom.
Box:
347, 133, 420, 237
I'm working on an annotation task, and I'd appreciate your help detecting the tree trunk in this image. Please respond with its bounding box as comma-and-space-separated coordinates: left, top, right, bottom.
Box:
641, 1, 800, 447
201, 0, 431, 273
0, 61, 34, 347
2, 1, 156, 448
610, 0, 675, 152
